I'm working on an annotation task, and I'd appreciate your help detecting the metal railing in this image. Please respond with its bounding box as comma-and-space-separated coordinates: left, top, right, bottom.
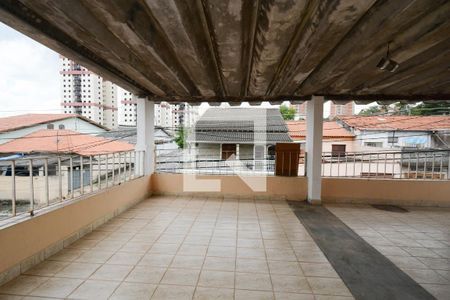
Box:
155, 148, 307, 175
321, 149, 450, 179
0, 150, 144, 221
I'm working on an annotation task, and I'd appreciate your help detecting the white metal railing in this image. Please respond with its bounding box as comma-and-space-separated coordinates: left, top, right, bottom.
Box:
321, 149, 450, 179
0, 150, 145, 221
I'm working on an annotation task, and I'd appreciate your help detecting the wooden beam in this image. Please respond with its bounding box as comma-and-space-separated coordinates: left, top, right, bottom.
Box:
268, 0, 375, 96
298, 0, 447, 95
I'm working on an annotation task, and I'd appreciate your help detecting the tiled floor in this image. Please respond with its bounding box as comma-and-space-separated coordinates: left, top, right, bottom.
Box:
0, 196, 352, 300
2, 197, 449, 300
327, 204, 450, 300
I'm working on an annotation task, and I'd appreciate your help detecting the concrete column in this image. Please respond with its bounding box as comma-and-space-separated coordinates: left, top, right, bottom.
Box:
306, 96, 324, 204
136, 97, 155, 176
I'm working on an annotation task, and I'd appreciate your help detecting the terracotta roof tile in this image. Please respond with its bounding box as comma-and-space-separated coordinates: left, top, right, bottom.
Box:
339, 116, 450, 131
287, 121, 354, 140
0, 113, 108, 133
0, 129, 134, 156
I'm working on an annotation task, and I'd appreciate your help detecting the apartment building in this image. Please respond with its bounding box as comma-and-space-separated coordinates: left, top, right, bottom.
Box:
119, 92, 198, 129
329, 102, 355, 118
60, 56, 118, 129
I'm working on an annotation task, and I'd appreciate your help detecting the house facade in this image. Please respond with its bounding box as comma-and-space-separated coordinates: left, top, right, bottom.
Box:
189, 108, 292, 160
338, 116, 450, 150
0, 114, 108, 145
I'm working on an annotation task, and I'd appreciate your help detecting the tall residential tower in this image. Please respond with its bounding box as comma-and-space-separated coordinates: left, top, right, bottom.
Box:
60, 56, 118, 129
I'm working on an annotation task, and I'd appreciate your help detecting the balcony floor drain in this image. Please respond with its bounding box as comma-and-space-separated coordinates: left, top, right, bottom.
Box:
372, 204, 408, 213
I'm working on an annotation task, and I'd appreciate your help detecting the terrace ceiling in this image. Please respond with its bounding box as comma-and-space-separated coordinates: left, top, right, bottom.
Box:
0, 0, 450, 105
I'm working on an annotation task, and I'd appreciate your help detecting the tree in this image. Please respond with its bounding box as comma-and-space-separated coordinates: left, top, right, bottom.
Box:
175, 127, 186, 148
280, 105, 296, 120
358, 104, 389, 116
410, 102, 450, 116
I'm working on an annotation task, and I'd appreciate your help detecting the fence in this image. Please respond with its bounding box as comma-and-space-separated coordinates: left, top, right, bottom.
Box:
156, 148, 449, 180
321, 149, 450, 179
0, 150, 144, 221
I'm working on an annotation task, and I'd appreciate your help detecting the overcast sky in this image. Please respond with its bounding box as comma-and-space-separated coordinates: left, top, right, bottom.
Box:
0, 21, 365, 119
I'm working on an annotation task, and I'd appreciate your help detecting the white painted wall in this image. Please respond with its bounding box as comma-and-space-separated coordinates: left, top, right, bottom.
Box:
0, 117, 107, 145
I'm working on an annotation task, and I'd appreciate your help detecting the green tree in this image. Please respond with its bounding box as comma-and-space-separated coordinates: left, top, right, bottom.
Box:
175, 127, 186, 148
280, 105, 296, 120
358, 104, 389, 116
410, 102, 450, 116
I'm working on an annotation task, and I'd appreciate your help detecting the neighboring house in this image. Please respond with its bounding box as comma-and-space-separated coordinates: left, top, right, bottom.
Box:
0, 129, 133, 205
190, 108, 292, 160
0, 114, 108, 145
98, 126, 178, 152
338, 116, 450, 150
287, 121, 357, 155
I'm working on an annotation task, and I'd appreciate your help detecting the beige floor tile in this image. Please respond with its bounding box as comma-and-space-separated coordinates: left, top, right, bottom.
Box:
386, 256, 428, 270
28, 277, 82, 298
421, 283, 450, 300
237, 247, 266, 259
314, 296, 354, 300
109, 282, 156, 300
236, 258, 269, 273
68, 279, 120, 299
403, 247, 441, 258
90, 264, 133, 281
296, 251, 329, 263
120, 242, 152, 254
418, 258, 450, 271
266, 248, 297, 261
24, 261, 69, 276
177, 244, 208, 256
170, 255, 205, 269
198, 270, 235, 288
75, 250, 114, 264
125, 266, 166, 284
139, 254, 174, 267
193, 287, 234, 300
106, 251, 144, 265
48, 248, 85, 262
148, 243, 180, 255
160, 268, 200, 286
151, 284, 195, 300
238, 238, 264, 248
203, 256, 235, 271
0, 275, 49, 295
268, 260, 304, 276
300, 263, 339, 278
235, 272, 272, 291
403, 269, 448, 284
235, 289, 274, 300
55, 262, 100, 279
275, 292, 315, 300
307, 277, 352, 297
271, 275, 311, 293
207, 246, 236, 258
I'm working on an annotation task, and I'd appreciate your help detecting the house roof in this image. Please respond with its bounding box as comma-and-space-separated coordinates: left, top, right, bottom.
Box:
0, 113, 108, 134
193, 108, 292, 143
338, 116, 450, 131
0, 129, 133, 156
287, 121, 354, 141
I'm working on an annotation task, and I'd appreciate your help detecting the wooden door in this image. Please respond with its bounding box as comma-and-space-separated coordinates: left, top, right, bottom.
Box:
221, 144, 236, 160
275, 143, 300, 176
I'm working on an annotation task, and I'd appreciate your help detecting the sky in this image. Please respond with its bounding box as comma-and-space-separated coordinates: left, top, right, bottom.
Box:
0, 21, 366, 120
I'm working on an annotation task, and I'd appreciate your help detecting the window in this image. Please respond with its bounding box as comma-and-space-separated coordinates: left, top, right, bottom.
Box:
221, 144, 236, 160
387, 136, 399, 144
364, 142, 383, 148
331, 144, 346, 157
